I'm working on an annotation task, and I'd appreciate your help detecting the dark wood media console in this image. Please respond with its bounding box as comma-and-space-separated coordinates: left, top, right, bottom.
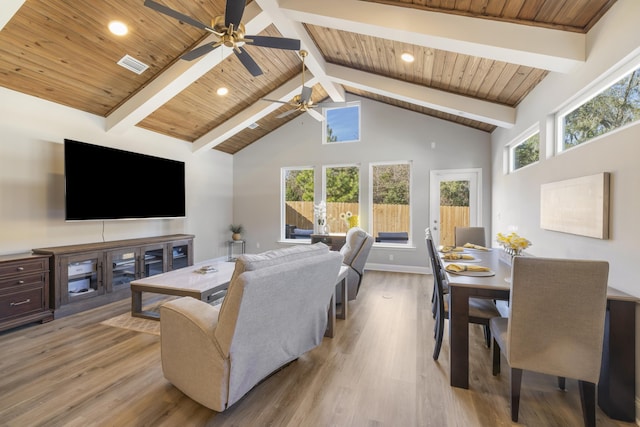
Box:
33, 234, 194, 318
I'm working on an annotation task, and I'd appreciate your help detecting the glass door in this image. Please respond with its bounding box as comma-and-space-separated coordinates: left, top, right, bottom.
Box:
109, 248, 138, 292
429, 169, 482, 247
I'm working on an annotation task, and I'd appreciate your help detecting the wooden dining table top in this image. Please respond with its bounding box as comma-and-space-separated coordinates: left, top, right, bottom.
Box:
442, 248, 636, 301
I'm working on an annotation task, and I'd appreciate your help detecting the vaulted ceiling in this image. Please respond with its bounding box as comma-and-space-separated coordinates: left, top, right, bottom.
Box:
0, 0, 616, 154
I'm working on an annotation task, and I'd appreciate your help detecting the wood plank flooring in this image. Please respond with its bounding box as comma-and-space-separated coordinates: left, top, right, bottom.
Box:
0, 271, 635, 426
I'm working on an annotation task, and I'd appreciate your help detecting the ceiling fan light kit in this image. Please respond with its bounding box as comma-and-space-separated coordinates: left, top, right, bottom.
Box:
144, 0, 301, 76
262, 50, 346, 122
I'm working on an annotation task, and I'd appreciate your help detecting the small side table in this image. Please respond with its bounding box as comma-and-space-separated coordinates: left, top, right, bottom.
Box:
227, 240, 245, 261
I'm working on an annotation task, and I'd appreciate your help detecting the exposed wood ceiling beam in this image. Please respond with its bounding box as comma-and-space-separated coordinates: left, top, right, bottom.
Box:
255, 0, 345, 103
0, 0, 25, 31
106, 2, 270, 134
192, 73, 314, 153
326, 64, 516, 128
279, 0, 585, 73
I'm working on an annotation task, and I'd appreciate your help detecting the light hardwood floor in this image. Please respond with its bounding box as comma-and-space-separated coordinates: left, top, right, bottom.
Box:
0, 271, 636, 427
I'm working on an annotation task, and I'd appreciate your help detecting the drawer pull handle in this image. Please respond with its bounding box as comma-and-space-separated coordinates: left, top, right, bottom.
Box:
10, 299, 31, 306
18, 280, 25, 284
17, 266, 25, 271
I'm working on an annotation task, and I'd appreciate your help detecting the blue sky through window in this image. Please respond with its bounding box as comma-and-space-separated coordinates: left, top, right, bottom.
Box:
325, 104, 360, 142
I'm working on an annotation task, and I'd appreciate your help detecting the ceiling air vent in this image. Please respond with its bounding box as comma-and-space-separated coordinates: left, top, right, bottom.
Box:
247, 122, 259, 129
117, 54, 149, 75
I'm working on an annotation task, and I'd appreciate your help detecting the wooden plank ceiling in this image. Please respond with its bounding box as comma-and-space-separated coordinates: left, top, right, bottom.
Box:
0, 0, 617, 154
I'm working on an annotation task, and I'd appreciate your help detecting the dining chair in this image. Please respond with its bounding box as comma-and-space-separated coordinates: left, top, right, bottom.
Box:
454, 226, 486, 247
426, 234, 500, 360
490, 257, 609, 426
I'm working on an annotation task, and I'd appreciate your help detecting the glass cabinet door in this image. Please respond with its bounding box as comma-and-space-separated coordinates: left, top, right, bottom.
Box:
170, 243, 189, 270
109, 249, 137, 292
143, 246, 166, 277
63, 252, 103, 305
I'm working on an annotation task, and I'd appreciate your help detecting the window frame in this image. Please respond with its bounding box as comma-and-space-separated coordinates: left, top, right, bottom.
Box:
322, 163, 361, 234
507, 125, 540, 173
368, 160, 413, 246
555, 55, 640, 154
281, 166, 315, 241
322, 102, 361, 144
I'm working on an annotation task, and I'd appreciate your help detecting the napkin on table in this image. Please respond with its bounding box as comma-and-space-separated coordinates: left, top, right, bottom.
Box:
463, 243, 490, 251
439, 246, 465, 253
442, 253, 475, 260
445, 263, 490, 273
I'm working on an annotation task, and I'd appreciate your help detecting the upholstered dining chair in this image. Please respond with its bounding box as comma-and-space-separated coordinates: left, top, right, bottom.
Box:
490, 257, 609, 426
426, 234, 500, 360
454, 226, 487, 247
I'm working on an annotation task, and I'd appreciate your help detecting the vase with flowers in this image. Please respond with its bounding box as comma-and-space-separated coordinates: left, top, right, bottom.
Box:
314, 201, 327, 234
496, 232, 531, 265
339, 211, 359, 231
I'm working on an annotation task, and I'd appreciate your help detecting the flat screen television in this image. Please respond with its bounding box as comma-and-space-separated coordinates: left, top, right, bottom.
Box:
64, 139, 186, 220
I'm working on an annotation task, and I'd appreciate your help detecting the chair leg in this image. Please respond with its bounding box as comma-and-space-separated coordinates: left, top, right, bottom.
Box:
492, 338, 501, 375
432, 311, 444, 360
510, 368, 523, 422
558, 376, 566, 391
578, 380, 596, 427
483, 325, 491, 348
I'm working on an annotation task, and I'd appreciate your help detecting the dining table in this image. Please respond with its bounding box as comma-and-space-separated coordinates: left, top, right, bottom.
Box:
444, 247, 637, 422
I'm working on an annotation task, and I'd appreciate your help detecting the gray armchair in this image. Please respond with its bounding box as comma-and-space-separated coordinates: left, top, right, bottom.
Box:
340, 227, 374, 300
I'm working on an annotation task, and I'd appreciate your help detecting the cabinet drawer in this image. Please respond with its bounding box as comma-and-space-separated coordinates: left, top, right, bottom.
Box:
0, 287, 45, 321
0, 258, 47, 278
0, 272, 46, 290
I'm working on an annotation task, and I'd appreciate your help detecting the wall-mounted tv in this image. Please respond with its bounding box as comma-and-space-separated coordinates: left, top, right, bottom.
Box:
64, 139, 186, 221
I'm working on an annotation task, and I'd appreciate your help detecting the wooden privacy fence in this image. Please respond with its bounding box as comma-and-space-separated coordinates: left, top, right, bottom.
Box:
286, 202, 469, 240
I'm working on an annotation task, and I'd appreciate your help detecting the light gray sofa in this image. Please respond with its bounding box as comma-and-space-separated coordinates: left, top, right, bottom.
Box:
159, 243, 343, 412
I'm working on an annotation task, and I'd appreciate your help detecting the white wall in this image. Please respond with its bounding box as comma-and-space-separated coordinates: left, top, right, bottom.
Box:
0, 87, 233, 262
233, 94, 491, 271
491, 0, 640, 419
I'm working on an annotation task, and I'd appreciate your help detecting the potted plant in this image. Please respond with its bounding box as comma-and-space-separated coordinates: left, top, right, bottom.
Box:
229, 224, 244, 241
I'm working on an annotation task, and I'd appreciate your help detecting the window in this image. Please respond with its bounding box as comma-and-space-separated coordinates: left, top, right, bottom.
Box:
558, 62, 640, 152
323, 165, 360, 234
370, 162, 411, 244
282, 167, 314, 240
510, 131, 539, 172
323, 102, 361, 143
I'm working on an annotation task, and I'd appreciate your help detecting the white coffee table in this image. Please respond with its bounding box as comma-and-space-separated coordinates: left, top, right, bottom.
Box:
130, 259, 235, 320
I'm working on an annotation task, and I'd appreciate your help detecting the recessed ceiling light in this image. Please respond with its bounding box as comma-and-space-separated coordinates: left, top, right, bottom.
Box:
401, 52, 414, 63
109, 21, 128, 36
217, 87, 229, 96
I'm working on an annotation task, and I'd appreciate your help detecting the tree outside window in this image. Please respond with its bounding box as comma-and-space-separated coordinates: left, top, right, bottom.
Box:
561, 67, 640, 151
324, 165, 359, 233
282, 168, 314, 239
511, 132, 539, 171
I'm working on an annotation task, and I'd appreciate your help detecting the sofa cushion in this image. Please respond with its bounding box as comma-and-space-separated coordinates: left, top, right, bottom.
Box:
230, 242, 329, 284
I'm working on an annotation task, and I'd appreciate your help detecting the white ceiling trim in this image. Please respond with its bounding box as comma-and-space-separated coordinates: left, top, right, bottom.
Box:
279, 0, 585, 73
106, 2, 270, 134
192, 73, 315, 153
0, 0, 24, 31
326, 63, 515, 128
255, 0, 345, 103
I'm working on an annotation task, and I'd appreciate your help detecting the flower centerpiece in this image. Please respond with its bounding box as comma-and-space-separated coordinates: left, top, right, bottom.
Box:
339, 211, 359, 230
314, 201, 327, 234
496, 232, 531, 257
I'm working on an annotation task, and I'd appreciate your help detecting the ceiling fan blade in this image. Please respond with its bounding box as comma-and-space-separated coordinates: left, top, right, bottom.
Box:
235, 46, 263, 76
307, 108, 325, 122
181, 43, 219, 61
262, 98, 291, 105
225, 0, 246, 29
315, 101, 348, 108
144, 0, 214, 32
300, 86, 312, 104
245, 35, 301, 51
276, 109, 299, 119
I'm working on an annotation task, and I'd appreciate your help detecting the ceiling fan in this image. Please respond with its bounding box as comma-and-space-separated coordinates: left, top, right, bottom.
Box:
262, 50, 346, 121
144, 0, 301, 77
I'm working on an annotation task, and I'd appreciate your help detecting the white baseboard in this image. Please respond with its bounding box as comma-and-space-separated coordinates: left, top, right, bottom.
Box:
365, 262, 429, 275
